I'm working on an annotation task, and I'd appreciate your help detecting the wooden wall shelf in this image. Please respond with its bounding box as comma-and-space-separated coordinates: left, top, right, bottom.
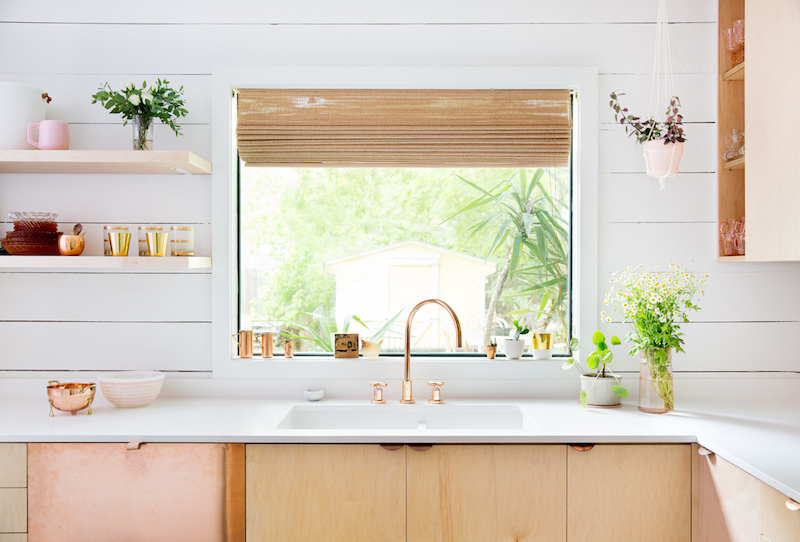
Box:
0, 150, 211, 175
717, 255, 746, 262
722, 62, 745, 81
722, 156, 745, 170
0, 256, 211, 270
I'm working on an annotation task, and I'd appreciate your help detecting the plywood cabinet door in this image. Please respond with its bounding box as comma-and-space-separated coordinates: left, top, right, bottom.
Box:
745, 0, 800, 261
27, 443, 244, 542
760, 483, 800, 542
246, 444, 406, 542
698, 453, 760, 542
407, 444, 567, 542
568, 444, 691, 542
0, 444, 26, 488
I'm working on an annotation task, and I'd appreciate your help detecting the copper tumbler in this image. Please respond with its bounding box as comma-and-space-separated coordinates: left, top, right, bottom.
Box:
234, 330, 253, 358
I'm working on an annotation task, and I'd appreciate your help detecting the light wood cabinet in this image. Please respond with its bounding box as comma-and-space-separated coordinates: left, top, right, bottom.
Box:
698, 451, 760, 541
26, 443, 244, 542
718, 0, 800, 261
0, 444, 26, 536
567, 444, 691, 542
246, 444, 406, 542
760, 483, 800, 542
407, 444, 566, 542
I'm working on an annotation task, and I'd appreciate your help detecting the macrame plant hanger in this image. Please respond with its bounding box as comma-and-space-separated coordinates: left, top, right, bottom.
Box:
645, 0, 680, 190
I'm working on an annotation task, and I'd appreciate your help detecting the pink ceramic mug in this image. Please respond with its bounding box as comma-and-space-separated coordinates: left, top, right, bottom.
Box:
27, 120, 70, 150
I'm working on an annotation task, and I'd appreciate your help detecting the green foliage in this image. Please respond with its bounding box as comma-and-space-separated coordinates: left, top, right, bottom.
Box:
91, 79, 188, 136
564, 329, 628, 407
512, 320, 530, 341
447, 168, 570, 343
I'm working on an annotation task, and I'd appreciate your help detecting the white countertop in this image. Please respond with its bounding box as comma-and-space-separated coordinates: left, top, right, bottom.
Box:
2, 377, 799, 502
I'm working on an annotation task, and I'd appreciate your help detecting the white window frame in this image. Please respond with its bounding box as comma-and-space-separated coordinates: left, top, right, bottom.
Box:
211, 66, 598, 380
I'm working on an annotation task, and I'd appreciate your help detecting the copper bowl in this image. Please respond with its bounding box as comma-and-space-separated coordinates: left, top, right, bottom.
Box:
58, 234, 85, 256
47, 380, 96, 416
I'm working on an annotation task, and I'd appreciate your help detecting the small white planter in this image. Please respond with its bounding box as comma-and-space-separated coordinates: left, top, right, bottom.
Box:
500, 339, 525, 360
580, 374, 623, 408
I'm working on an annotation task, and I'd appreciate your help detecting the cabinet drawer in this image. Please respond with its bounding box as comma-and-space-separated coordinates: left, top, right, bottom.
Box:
0, 535, 27, 542
0, 445, 26, 487
0, 488, 27, 533
760, 483, 800, 542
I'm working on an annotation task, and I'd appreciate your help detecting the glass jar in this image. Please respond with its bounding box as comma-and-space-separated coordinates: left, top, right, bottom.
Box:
638, 347, 674, 414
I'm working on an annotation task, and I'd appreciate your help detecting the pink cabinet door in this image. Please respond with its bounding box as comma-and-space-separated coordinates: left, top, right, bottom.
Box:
28, 443, 244, 542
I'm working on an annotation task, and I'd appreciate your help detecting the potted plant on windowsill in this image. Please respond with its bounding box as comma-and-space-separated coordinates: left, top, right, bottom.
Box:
563, 330, 628, 408
500, 320, 529, 360
609, 92, 686, 186
486, 339, 498, 360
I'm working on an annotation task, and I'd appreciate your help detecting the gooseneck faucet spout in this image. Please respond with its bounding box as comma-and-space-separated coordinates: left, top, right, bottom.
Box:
401, 299, 462, 404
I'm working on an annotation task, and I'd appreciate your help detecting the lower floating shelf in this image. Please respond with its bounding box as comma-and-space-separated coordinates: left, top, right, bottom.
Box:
717, 255, 746, 262
0, 256, 211, 270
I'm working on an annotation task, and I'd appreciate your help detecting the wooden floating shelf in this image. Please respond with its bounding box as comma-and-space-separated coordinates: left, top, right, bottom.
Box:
722, 62, 745, 81
0, 256, 211, 270
0, 150, 212, 175
722, 156, 745, 170
717, 255, 746, 262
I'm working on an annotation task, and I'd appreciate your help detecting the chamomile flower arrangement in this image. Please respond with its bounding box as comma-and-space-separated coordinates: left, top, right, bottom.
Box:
603, 263, 708, 413
91, 79, 188, 150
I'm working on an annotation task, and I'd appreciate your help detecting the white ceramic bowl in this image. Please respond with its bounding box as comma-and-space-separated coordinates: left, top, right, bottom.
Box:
97, 371, 165, 408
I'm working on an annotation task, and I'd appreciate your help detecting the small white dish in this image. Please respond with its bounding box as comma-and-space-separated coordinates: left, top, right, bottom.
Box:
304, 389, 325, 402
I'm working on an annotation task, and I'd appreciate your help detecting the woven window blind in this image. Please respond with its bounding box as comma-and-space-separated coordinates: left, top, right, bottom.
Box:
236, 89, 572, 167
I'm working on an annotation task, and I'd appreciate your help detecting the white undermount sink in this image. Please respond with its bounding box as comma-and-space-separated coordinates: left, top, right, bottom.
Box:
276, 403, 537, 431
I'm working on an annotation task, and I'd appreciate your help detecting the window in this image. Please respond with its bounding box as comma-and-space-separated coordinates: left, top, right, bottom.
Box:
237, 89, 572, 356
239, 166, 571, 356
210, 67, 598, 377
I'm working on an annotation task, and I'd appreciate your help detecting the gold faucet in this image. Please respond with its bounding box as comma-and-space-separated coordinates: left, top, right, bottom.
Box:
401, 299, 462, 404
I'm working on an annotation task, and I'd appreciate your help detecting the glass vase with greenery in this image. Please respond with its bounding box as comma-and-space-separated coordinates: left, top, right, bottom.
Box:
604, 263, 707, 413
91, 79, 188, 150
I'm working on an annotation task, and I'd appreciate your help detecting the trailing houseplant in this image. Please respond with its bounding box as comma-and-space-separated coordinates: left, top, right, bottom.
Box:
563, 330, 628, 408
91, 79, 188, 150
609, 92, 687, 185
604, 263, 707, 413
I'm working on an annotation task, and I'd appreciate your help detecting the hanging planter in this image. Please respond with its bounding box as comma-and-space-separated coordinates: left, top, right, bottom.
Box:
609, 0, 686, 190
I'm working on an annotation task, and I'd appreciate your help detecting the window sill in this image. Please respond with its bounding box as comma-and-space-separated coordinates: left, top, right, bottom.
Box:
220, 356, 567, 381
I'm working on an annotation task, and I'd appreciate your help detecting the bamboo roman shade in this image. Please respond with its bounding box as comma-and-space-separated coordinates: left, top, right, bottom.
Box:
236, 89, 572, 167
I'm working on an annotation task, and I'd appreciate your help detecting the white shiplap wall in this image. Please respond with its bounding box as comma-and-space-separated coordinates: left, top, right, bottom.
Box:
0, 0, 797, 376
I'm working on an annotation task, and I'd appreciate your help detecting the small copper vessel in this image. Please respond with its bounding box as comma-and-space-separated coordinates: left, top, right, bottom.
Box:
47, 380, 96, 416
57, 235, 85, 256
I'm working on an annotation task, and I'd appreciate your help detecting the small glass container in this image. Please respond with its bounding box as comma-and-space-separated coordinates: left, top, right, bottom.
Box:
170, 226, 195, 256
138, 226, 163, 256
103, 226, 129, 256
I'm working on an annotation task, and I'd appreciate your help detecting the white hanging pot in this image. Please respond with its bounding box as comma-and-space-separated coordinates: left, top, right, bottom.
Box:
644, 140, 684, 179
0, 83, 50, 150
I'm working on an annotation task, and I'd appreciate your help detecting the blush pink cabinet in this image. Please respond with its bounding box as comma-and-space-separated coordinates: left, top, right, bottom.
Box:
27, 443, 244, 542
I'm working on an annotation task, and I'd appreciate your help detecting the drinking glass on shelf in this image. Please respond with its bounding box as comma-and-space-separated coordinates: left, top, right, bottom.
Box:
733, 19, 745, 61
170, 226, 195, 256
724, 28, 743, 68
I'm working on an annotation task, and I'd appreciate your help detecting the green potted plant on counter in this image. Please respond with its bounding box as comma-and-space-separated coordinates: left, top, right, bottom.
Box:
501, 320, 529, 360
605, 263, 707, 414
563, 330, 628, 408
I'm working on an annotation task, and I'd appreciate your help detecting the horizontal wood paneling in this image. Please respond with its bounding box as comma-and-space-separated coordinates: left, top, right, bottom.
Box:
600, 222, 800, 274
0, 23, 715, 75
0, 74, 211, 124
0, 174, 210, 224
0, 1, 796, 378
599, 73, 716, 124
599, 272, 800, 323
600, 123, 716, 174
0, 0, 716, 24
0, 274, 210, 321
600, 173, 716, 223
596, 321, 800, 373
0, 322, 211, 371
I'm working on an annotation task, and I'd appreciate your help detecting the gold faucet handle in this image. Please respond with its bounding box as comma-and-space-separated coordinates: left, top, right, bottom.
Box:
370, 381, 387, 404
427, 381, 444, 404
